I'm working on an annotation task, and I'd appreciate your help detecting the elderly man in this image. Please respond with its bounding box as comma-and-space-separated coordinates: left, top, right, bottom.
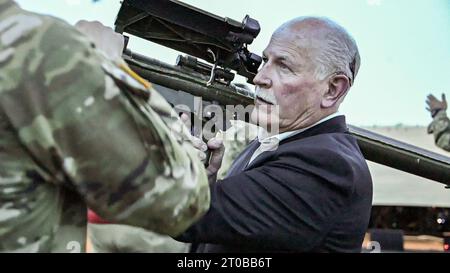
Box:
176, 17, 373, 252
426, 93, 450, 152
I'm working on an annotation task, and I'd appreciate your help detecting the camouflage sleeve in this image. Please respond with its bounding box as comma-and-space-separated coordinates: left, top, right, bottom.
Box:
88, 223, 190, 253
217, 120, 258, 179
0, 12, 209, 236
427, 111, 450, 152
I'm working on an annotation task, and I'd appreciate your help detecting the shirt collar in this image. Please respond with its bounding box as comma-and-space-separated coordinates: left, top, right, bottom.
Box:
257, 111, 343, 144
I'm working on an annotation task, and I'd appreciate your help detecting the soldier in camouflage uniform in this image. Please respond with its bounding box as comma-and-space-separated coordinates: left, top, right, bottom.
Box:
0, 0, 210, 252
86, 119, 255, 253
426, 93, 450, 152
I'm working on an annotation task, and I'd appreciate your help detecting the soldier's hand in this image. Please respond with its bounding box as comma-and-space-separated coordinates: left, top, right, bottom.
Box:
205, 132, 225, 184
426, 93, 447, 117
75, 20, 125, 62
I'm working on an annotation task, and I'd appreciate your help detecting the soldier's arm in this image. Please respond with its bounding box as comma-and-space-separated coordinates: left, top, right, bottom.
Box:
427, 111, 450, 152
1, 16, 209, 236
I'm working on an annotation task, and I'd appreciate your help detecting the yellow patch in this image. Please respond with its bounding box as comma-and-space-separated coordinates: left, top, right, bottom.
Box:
101, 61, 151, 100
118, 63, 152, 89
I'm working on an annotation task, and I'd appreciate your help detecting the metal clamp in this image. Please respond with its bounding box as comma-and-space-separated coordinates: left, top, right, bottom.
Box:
206, 48, 217, 87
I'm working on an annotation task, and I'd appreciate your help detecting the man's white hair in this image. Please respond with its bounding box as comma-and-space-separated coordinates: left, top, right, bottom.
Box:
277, 16, 361, 85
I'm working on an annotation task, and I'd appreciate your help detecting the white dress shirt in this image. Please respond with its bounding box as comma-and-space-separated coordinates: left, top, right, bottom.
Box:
248, 112, 343, 165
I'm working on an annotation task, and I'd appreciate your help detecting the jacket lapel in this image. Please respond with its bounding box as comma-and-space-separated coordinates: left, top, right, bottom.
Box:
245, 116, 349, 170
224, 140, 260, 178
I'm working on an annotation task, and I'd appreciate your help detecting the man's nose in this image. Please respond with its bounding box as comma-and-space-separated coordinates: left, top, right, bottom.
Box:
253, 67, 272, 88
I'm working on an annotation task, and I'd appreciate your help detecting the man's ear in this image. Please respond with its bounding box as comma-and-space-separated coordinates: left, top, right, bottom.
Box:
321, 74, 350, 108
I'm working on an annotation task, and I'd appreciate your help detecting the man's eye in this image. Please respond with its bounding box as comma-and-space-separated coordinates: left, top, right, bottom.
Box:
279, 63, 290, 70
262, 57, 268, 64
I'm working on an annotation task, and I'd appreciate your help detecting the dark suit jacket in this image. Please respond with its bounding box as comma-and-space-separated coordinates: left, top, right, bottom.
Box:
176, 116, 373, 252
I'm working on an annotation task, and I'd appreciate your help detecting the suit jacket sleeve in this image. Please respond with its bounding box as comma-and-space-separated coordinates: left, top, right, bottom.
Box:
176, 147, 355, 251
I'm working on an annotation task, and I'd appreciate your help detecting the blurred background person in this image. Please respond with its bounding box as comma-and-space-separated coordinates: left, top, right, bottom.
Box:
426, 93, 450, 152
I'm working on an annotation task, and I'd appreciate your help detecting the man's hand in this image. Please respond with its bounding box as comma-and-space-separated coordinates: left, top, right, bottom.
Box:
426, 93, 447, 117
181, 113, 225, 184
75, 20, 125, 62
205, 135, 225, 183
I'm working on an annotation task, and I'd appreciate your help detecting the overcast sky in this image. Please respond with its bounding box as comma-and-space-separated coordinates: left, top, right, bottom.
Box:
15, 0, 450, 127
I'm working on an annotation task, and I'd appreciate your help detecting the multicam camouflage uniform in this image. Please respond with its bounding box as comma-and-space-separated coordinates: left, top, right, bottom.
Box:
87, 223, 190, 253
217, 120, 258, 180
0, 0, 209, 252
428, 110, 450, 152
86, 120, 258, 253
